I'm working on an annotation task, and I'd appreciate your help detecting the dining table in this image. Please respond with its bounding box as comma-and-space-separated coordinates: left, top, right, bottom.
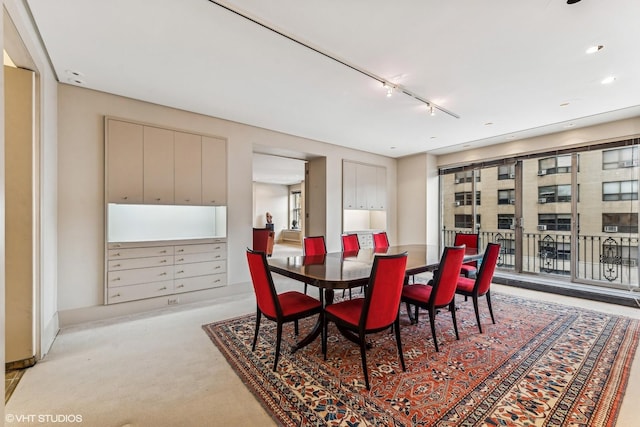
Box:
268, 244, 483, 352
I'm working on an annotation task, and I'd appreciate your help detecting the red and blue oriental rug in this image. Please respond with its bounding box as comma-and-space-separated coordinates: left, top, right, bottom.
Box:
202, 292, 638, 426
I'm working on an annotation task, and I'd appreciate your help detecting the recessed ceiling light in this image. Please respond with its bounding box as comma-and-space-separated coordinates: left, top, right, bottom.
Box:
601, 75, 616, 84
560, 102, 570, 107
484, 122, 493, 126
390, 146, 396, 150
67, 77, 86, 85
564, 123, 575, 128
429, 136, 437, 139
586, 45, 604, 54
65, 69, 84, 77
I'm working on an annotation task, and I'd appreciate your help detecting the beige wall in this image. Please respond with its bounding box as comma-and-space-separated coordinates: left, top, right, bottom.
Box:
57, 84, 397, 323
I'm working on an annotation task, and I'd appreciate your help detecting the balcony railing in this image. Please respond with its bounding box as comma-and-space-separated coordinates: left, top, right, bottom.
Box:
443, 229, 639, 289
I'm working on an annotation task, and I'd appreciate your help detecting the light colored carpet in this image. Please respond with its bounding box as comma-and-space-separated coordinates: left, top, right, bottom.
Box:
5, 277, 640, 426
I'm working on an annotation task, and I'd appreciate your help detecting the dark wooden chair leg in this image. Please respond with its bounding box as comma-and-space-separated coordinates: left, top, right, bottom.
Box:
429, 308, 439, 352
252, 310, 262, 351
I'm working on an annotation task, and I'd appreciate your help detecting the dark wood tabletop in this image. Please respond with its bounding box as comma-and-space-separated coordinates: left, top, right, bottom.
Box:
268, 244, 481, 290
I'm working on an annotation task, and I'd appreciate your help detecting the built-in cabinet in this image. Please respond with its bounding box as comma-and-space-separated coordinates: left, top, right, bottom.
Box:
343, 160, 386, 210
106, 118, 227, 206
105, 117, 228, 305
106, 239, 227, 304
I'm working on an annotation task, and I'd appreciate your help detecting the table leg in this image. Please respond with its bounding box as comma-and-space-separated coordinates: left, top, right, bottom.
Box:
291, 286, 329, 353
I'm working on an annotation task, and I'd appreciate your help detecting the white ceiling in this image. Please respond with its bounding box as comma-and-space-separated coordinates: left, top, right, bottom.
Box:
25, 0, 640, 160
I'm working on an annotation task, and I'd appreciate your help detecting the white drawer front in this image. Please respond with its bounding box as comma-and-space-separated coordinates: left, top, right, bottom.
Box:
108, 246, 174, 260
107, 280, 174, 304
107, 265, 174, 287
175, 252, 215, 264
174, 260, 226, 278
174, 274, 227, 293
174, 243, 226, 256
108, 255, 173, 271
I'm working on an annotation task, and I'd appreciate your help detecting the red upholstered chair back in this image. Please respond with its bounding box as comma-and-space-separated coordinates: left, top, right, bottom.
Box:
303, 236, 327, 256
474, 243, 501, 295
362, 253, 408, 330
341, 234, 360, 252
431, 246, 466, 307
252, 228, 270, 253
454, 233, 479, 250
372, 232, 390, 249
246, 249, 279, 319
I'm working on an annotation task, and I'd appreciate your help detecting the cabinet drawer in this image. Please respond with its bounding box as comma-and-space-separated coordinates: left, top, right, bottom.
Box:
107, 265, 174, 287
174, 274, 226, 293
174, 243, 226, 256
108, 255, 173, 271
107, 280, 174, 304
174, 260, 226, 278
175, 252, 215, 264
108, 246, 174, 260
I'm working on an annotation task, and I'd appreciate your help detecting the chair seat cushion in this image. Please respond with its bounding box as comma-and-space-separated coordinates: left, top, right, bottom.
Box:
460, 264, 477, 278
277, 291, 321, 317
325, 297, 365, 327
456, 276, 475, 294
401, 284, 433, 304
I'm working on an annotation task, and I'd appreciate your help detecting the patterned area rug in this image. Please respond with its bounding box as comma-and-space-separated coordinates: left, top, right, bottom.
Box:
202, 292, 639, 426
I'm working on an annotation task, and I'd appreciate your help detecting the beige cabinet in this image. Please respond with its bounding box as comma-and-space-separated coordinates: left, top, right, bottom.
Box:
144, 126, 175, 204
107, 120, 144, 203
202, 136, 227, 206
343, 160, 387, 210
174, 132, 202, 205
105, 239, 227, 304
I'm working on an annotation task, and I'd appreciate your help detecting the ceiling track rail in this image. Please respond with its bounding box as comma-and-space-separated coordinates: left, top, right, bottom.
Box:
207, 0, 460, 119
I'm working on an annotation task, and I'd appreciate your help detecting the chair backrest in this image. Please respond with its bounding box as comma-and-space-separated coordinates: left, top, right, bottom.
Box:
303, 236, 327, 256
474, 243, 501, 295
252, 228, 271, 253
372, 232, 389, 249
246, 249, 280, 319
454, 233, 479, 249
341, 234, 360, 252
361, 252, 408, 330
431, 246, 466, 307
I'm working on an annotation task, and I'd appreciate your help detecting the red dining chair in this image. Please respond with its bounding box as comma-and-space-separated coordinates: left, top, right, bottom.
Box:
302, 236, 327, 293
252, 227, 274, 256
372, 231, 389, 249
322, 252, 408, 390
454, 233, 479, 278
401, 245, 465, 352
341, 234, 361, 298
341, 233, 360, 252
455, 243, 501, 333
246, 249, 322, 371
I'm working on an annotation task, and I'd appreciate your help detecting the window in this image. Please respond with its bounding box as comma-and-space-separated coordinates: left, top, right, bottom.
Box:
538, 213, 571, 231
289, 191, 301, 229
498, 189, 515, 205
538, 185, 572, 203
602, 213, 638, 233
602, 244, 638, 267
539, 241, 571, 260
538, 154, 573, 175
602, 146, 639, 170
498, 214, 514, 229
454, 214, 480, 229
454, 191, 481, 206
602, 180, 638, 201
454, 170, 480, 183
498, 165, 515, 180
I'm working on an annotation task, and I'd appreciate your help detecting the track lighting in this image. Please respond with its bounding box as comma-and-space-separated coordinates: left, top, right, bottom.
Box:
428, 105, 435, 116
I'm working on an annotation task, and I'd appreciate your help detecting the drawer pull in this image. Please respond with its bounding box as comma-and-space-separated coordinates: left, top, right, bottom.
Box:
160, 260, 167, 263
113, 277, 121, 281
215, 266, 221, 269
159, 286, 167, 291
122, 196, 128, 200
177, 249, 185, 253
113, 264, 121, 267
113, 293, 121, 298
112, 252, 120, 257
177, 284, 184, 289
214, 279, 221, 283
215, 255, 221, 259
160, 272, 167, 276
176, 270, 184, 274
155, 198, 161, 201
160, 250, 167, 254
177, 258, 184, 262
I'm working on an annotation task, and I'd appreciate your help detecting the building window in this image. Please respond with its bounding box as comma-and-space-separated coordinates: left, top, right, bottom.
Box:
497, 165, 515, 180
538, 154, 573, 175
454, 170, 480, 183
538, 213, 571, 231
602, 180, 638, 201
539, 241, 571, 260
454, 191, 481, 206
498, 189, 516, 205
498, 214, 514, 230
602, 213, 638, 233
602, 146, 639, 170
538, 185, 572, 203
454, 214, 480, 229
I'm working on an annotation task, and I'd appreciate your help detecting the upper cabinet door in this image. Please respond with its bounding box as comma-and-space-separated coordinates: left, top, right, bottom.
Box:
357, 163, 376, 210
107, 119, 144, 204
143, 126, 175, 204
375, 166, 387, 210
174, 132, 202, 205
343, 161, 357, 209
202, 136, 227, 206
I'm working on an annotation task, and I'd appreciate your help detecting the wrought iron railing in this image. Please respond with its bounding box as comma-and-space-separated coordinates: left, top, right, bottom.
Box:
443, 229, 639, 289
